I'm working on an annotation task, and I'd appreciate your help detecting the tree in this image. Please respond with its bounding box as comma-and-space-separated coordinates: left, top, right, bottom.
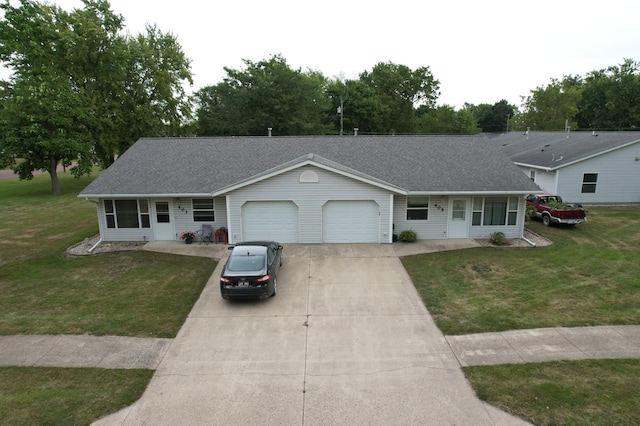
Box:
576, 59, 640, 130
357, 62, 440, 134
416, 105, 480, 134
195, 54, 330, 136
466, 100, 517, 133
0, 0, 193, 194
520, 76, 583, 131
324, 77, 387, 135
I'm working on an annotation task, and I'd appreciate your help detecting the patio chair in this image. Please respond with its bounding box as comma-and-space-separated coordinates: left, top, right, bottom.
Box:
197, 224, 213, 245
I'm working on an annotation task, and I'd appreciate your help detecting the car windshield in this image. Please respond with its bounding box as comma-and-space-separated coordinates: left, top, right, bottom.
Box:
227, 255, 266, 272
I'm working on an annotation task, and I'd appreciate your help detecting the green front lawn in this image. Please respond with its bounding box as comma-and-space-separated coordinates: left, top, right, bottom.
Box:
0, 173, 217, 424
465, 359, 640, 425
403, 206, 640, 335
0, 367, 154, 426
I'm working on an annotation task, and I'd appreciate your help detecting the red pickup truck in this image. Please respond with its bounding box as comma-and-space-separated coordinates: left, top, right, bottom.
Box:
526, 194, 587, 226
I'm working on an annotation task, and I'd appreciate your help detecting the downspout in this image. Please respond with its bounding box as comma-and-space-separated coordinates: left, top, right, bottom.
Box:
84, 198, 103, 252
522, 234, 536, 247
88, 238, 103, 253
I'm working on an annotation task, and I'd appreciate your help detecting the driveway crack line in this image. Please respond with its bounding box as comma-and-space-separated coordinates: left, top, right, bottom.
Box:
301, 257, 312, 425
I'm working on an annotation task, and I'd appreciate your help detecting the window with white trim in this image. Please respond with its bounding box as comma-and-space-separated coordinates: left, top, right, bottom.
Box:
471, 196, 519, 226
192, 198, 215, 221
104, 199, 151, 229
406, 196, 429, 220
581, 173, 598, 193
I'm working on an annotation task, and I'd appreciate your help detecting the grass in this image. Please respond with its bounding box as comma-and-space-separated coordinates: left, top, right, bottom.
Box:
403, 205, 640, 425
402, 206, 640, 335
0, 172, 217, 423
465, 359, 640, 425
0, 367, 154, 426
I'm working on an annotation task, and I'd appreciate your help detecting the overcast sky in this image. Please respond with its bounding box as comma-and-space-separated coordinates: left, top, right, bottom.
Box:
4, 0, 640, 109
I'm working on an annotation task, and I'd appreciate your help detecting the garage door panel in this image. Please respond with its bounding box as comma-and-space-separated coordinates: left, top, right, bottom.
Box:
323, 201, 379, 243
242, 201, 299, 243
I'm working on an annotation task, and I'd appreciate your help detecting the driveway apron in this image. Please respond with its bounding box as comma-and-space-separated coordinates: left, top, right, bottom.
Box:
94, 244, 528, 425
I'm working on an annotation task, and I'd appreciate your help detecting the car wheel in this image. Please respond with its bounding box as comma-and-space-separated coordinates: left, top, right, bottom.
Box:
542, 215, 551, 226
272, 278, 277, 297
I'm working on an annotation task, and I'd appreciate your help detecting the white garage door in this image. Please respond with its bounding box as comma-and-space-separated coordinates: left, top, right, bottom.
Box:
242, 201, 299, 243
323, 201, 379, 243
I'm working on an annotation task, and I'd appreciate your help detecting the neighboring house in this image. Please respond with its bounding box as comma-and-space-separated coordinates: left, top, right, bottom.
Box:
494, 131, 640, 204
78, 135, 541, 244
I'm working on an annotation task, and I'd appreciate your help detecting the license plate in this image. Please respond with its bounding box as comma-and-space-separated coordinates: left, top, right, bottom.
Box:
239, 280, 249, 287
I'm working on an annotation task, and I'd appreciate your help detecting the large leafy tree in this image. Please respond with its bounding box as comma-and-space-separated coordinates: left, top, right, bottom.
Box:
466, 99, 517, 133
520, 76, 583, 131
576, 59, 640, 130
195, 55, 331, 136
0, 0, 193, 194
356, 62, 439, 134
416, 105, 480, 134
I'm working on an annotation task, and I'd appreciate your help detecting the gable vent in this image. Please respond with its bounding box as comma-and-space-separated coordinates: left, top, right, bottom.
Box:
300, 170, 319, 183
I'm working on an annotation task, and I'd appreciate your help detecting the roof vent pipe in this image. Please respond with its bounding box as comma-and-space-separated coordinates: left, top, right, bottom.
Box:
354, 127, 359, 136
566, 126, 570, 138
267, 128, 272, 137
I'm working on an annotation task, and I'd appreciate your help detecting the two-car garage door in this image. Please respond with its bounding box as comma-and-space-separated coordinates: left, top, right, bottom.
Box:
242, 200, 379, 243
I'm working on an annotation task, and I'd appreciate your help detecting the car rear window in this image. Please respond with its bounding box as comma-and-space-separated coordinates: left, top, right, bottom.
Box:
227, 255, 266, 272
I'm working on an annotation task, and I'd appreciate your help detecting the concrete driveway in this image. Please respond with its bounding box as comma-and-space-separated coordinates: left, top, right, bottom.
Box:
95, 244, 528, 425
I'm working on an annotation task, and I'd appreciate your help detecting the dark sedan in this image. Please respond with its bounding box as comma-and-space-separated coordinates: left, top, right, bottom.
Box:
220, 241, 283, 300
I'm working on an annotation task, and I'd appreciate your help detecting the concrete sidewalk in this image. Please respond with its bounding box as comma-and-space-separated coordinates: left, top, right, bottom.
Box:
0, 335, 172, 369
447, 325, 640, 366
3, 325, 639, 370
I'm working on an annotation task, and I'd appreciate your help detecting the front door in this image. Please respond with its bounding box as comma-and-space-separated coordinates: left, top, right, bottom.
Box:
448, 199, 468, 238
154, 201, 175, 240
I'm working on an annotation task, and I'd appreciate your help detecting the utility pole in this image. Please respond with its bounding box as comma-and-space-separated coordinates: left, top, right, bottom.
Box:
337, 99, 344, 136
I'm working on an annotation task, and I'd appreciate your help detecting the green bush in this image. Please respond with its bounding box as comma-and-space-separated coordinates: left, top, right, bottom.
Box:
525, 205, 537, 220
399, 230, 417, 242
490, 231, 505, 245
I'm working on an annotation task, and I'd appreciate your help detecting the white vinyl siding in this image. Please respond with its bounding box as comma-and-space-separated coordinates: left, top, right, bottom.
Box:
467, 196, 525, 239
323, 201, 379, 243
393, 195, 448, 240
226, 166, 392, 244
97, 197, 227, 242
532, 143, 640, 204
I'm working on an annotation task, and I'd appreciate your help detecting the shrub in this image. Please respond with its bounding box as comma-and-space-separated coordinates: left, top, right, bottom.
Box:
399, 230, 417, 242
525, 205, 537, 220
490, 231, 505, 246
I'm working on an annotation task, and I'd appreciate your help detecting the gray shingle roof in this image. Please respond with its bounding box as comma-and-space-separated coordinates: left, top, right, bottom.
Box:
492, 131, 640, 169
79, 135, 541, 196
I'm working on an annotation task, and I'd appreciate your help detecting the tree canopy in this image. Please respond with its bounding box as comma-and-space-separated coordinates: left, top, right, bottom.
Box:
195, 55, 330, 136
196, 59, 440, 136
0, 0, 192, 194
